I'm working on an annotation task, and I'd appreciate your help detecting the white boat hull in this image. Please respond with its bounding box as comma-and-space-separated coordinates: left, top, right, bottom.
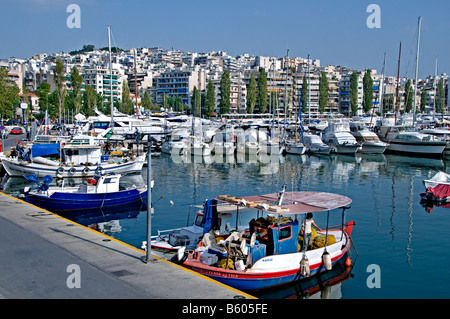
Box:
2, 156, 145, 178
359, 141, 388, 154
284, 143, 306, 155
387, 142, 445, 157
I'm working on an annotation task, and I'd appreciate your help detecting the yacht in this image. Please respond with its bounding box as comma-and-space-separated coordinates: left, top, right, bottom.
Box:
303, 132, 331, 155
350, 122, 388, 154
322, 119, 360, 155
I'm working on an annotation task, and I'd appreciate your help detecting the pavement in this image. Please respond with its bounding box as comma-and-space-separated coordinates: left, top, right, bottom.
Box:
0, 192, 255, 299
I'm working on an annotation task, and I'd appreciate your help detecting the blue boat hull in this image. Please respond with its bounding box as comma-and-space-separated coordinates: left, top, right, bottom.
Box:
25, 188, 148, 214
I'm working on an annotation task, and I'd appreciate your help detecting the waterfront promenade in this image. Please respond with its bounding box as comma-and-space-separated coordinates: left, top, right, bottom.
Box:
0, 192, 254, 299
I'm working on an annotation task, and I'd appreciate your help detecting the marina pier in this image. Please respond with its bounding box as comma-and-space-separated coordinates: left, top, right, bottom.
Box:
0, 192, 254, 299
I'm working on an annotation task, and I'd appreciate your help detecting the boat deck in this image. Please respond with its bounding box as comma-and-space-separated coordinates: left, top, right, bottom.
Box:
0, 192, 254, 299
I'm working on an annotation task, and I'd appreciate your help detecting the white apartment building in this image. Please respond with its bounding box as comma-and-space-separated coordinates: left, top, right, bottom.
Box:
83, 66, 124, 103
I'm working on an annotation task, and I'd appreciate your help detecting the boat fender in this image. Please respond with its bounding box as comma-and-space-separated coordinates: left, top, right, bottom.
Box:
82, 167, 90, 174
57, 167, 64, 174
300, 255, 310, 277
322, 251, 332, 271
69, 167, 76, 174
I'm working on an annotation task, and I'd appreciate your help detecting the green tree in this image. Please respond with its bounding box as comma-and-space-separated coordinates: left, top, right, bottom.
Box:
54, 57, 66, 123
420, 89, 427, 113
219, 69, 231, 114
350, 72, 358, 115
404, 79, 413, 113
206, 80, 215, 117
0, 67, 20, 118
246, 73, 257, 114
82, 85, 97, 116
319, 71, 329, 114
191, 86, 201, 116
142, 90, 153, 110
300, 75, 308, 114
70, 66, 83, 115
121, 81, 132, 114
35, 82, 51, 111
257, 68, 268, 113
363, 70, 373, 113
436, 79, 445, 113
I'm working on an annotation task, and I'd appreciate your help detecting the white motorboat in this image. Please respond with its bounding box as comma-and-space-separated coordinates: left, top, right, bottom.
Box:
303, 133, 331, 155
350, 122, 388, 154
213, 132, 236, 156
420, 128, 450, 157
322, 120, 360, 155
423, 171, 450, 189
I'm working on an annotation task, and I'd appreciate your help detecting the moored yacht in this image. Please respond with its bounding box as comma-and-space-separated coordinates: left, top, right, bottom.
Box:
322, 120, 359, 155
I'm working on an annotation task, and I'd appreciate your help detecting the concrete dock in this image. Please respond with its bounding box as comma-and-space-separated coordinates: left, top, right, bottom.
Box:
0, 192, 255, 299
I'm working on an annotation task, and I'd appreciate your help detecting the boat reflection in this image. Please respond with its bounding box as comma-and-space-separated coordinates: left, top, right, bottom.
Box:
250, 256, 355, 299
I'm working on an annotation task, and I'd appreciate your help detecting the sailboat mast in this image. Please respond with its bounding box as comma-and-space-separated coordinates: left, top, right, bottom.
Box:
433, 58, 438, 122
107, 26, 114, 129
395, 42, 401, 126
134, 49, 139, 117
413, 16, 422, 126
307, 54, 311, 124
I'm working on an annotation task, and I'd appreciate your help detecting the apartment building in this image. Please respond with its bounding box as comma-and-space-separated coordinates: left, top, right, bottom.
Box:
154, 67, 206, 105
83, 66, 124, 103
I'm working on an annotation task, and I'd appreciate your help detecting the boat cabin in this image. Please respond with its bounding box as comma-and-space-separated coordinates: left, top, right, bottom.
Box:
81, 174, 121, 193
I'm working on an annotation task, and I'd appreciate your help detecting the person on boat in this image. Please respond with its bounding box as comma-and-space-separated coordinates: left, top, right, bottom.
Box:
302, 213, 321, 250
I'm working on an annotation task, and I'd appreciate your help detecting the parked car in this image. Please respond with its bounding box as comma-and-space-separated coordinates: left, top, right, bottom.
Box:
10, 127, 23, 134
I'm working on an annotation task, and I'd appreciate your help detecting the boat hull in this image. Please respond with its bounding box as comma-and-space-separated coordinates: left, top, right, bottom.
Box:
359, 141, 388, 154
25, 188, 147, 213
386, 142, 445, 158
182, 224, 354, 291
330, 144, 359, 155
1, 156, 145, 178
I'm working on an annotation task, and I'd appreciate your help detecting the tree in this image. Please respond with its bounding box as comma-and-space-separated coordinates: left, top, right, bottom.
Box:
142, 90, 153, 110
300, 75, 308, 114
0, 67, 20, 118
363, 70, 373, 113
436, 79, 445, 113
191, 86, 201, 116
206, 80, 215, 117
70, 66, 83, 115
54, 57, 66, 123
420, 89, 427, 113
35, 82, 51, 111
219, 69, 231, 114
121, 81, 132, 114
319, 71, 329, 114
404, 79, 413, 113
83, 85, 97, 116
246, 73, 257, 114
350, 72, 358, 115
257, 68, 268, 113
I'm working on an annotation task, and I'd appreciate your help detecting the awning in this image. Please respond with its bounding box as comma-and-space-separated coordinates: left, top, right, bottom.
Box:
216, 191, 352, 215
31, 143, 60, 158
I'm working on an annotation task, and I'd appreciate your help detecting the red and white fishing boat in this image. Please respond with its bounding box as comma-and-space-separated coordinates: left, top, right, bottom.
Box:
177, 189, 356, 291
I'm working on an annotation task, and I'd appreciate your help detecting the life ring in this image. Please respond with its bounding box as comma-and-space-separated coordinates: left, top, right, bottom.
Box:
82, 167, 90, 174
57, 167, 64, 174
69, 167, 76, 174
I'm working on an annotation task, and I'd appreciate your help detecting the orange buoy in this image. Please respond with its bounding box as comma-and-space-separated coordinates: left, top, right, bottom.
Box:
345, 257, 352, 267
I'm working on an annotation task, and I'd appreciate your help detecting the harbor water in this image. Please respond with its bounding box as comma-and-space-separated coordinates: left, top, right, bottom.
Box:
3, 152, 450, 299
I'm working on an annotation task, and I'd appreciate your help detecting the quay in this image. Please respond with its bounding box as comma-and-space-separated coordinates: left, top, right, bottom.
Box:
0, 192, 255, 299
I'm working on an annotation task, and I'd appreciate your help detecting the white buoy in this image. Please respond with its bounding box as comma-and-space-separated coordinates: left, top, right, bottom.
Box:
322, 251, 332, 270
300, 255, 310, 277
177, 246, 186, 262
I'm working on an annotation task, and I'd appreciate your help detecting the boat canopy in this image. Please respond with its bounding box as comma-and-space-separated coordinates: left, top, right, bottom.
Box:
216, 191, 352, 215
31, 143, 60, 158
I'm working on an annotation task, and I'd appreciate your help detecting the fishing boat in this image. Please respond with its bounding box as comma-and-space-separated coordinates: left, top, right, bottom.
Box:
22, 173, 148, 213
2, 138, 145, 178
178, 190, 355, 291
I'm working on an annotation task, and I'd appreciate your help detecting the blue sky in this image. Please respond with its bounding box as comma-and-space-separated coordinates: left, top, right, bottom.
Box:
1, 0, 449, 78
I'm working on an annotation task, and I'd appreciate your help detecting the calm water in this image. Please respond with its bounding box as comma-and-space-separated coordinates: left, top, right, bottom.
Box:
4, 152, 450, 299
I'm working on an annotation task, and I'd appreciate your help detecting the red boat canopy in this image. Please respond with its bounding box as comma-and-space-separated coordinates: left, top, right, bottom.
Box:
426, 184, 450, 199
216, 191, 352, 215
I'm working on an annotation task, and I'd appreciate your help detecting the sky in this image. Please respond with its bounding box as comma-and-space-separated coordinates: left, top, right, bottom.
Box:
1, 0, 449, 79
